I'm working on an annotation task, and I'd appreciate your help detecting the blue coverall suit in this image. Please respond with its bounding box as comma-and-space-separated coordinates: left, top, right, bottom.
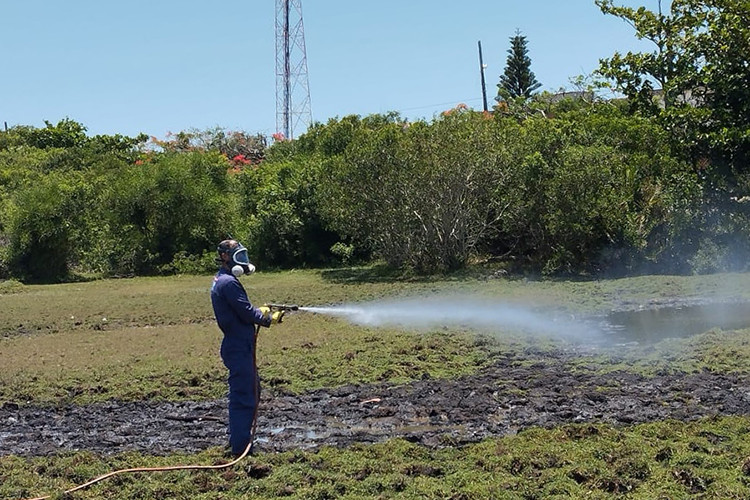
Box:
210, 267, 270, 455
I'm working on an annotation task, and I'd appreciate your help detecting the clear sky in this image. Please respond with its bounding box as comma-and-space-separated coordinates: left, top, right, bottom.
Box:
1, 0, 658, 140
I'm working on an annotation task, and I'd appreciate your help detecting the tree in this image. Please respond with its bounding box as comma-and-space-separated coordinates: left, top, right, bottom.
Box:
497, 31, 542, 100
596, 0, 750, 192
97, 151, 236, 276
317, 110, 518, 273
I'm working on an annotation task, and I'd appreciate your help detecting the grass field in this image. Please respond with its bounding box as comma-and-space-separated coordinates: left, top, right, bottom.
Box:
2, 268, 750, 499
6, 418, 750, 499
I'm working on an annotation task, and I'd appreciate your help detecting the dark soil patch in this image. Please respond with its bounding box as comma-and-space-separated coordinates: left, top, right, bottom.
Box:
2, 348, 749, 457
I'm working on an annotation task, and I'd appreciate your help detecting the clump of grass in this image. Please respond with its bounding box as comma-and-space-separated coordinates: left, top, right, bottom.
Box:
3, 416, 750, 499
0, 279, 24, 294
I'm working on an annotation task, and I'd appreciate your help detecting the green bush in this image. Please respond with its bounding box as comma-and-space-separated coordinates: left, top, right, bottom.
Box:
317, 110, 523, 272
13, 118, 88, 150
3, 171, 91, 282
96, 151, 238, 276
330, 242, 355, 265
237, 156, 339, 267
167, 250, 219, 275
1, 111, 747, 280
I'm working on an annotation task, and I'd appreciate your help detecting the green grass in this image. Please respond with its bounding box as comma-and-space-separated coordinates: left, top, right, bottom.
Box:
0, 319, 490, 405
3, 417, 750, 499
4, 268, 750, 499
0, 270, 487, 405
4, 269, 750, 338
3, 269, 750, 405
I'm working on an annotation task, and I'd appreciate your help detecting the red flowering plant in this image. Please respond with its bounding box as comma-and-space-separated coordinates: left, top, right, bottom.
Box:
144, 127, 268, 171
232, 154, 252, 165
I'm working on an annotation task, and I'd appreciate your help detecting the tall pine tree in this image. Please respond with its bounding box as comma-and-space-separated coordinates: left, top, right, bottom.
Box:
497, 31, 541, 99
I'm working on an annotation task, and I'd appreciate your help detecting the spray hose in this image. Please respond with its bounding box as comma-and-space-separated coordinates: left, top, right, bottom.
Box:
23, 440, 255, 500
23, 322, 271, 500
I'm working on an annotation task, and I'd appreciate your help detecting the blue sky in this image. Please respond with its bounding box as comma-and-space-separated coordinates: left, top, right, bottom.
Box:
1, 1, 657, 140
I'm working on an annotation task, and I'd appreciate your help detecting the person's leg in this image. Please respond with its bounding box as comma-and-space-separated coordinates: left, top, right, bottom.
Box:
222, 339, 258, 455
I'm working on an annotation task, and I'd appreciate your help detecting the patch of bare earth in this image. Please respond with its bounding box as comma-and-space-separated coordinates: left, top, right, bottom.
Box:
2, 348, 749, 457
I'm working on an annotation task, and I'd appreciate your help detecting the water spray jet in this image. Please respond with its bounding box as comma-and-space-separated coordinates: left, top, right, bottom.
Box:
296, 296, 599, 341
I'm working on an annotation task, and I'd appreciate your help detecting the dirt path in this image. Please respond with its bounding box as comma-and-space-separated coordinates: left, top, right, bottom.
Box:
3, 349, 749, 457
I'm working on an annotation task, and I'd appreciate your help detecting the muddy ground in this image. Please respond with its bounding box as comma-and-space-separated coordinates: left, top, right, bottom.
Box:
2, 346, 750, 457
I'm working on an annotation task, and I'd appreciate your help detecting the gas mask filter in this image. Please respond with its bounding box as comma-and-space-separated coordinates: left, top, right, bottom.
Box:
231, 263, 256, 277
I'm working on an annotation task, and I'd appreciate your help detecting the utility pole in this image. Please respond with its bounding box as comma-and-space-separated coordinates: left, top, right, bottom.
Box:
478, 41, 488, 112
275, 0, 312, 140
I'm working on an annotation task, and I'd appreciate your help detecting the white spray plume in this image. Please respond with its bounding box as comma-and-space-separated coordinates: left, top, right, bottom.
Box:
300, 295, 597, 340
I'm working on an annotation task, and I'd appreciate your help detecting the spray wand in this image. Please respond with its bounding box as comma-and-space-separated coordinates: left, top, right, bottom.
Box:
265, 303, 300, 312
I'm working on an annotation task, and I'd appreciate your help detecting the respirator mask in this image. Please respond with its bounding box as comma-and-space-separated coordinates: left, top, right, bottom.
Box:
221, 242, 256, 277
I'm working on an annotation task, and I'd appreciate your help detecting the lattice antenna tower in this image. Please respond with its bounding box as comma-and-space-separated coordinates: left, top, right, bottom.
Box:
275, 0, 312, 140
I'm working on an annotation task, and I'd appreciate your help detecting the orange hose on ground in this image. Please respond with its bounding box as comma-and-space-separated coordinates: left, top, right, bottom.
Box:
23, 439, 254, 500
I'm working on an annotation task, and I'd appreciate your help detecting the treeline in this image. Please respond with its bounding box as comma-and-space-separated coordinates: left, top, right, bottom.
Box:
2, 1, 748, 282
289, 102, 748, 276
0, 98, 748, 283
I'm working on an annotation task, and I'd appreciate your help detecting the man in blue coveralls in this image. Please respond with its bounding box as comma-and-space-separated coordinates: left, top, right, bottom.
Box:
210, 239, 283, 456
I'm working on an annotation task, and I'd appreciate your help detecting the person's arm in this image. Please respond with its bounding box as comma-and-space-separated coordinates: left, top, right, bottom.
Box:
223, 279, 270, 327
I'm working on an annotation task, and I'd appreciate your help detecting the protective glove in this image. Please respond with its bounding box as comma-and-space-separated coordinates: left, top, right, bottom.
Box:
259, 306, 284, 326
272, 310, 284, 323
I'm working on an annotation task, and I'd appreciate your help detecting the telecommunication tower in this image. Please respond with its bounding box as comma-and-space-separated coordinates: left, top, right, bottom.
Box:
275, 0, 312, 140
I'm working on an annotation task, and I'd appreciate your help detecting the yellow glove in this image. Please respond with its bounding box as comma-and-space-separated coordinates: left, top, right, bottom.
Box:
259, 306, 284, 326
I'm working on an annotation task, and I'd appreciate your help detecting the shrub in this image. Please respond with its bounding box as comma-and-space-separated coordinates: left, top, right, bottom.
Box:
96, 151, 238, 276
237, 157, 339, 267
3, 171, 90, 282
